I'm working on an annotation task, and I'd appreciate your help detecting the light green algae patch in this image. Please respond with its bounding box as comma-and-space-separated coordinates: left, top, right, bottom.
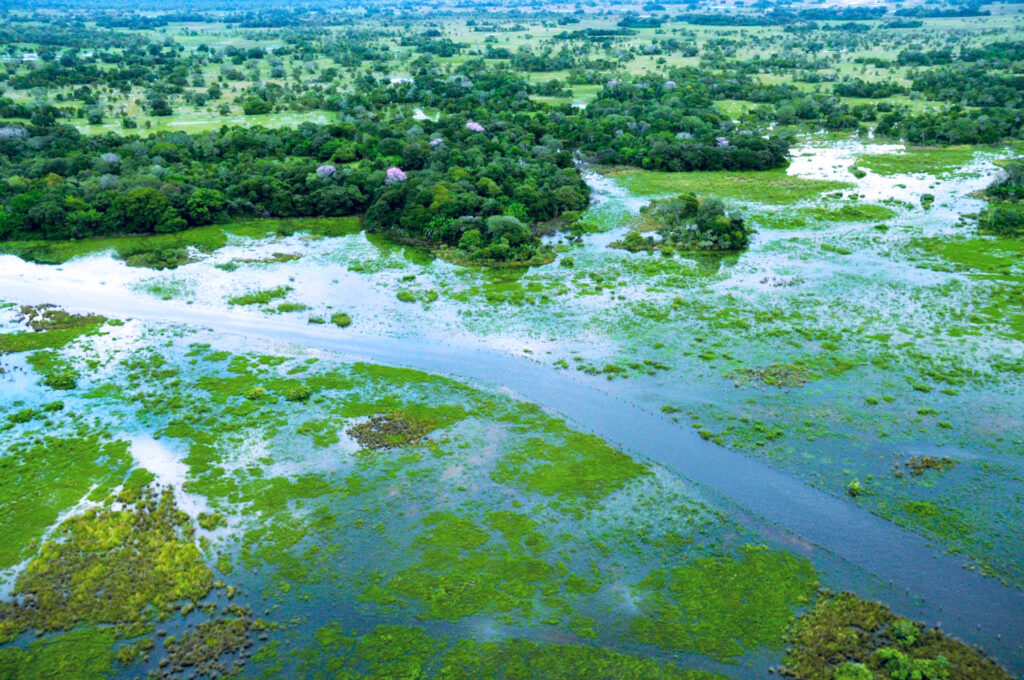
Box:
492, 430, 650, 509
0, 434, 132, 570
632, 545, 818, 662
305, 625, 726, 680
437, 638, 725, 680
855, 147, 982, 177
0, 629, 117, 680
363, 510, 560, 620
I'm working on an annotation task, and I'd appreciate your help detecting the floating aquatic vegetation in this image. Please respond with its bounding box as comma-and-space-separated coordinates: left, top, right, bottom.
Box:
903, 455, 957, 477
631, 545, 818, 662
0, 485, 212, 641
0, 309, 107, 354
0, 433, 131, 570
0, 629, 117, 680
226, 285, 293, 306
491, 430, 649, 509
153, 608, 256, 679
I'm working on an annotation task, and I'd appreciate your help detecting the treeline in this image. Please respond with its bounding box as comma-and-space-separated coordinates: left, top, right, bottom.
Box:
833, 79, 907, 99
875, 107, 1022, 145
912, 68, 1024, 109
893, 4, 990, 18
677, 7, 886, 26
94, 12, 209, 29
0, 118, 584, 263
577, 76, 790, 171
0, 65, 788, 262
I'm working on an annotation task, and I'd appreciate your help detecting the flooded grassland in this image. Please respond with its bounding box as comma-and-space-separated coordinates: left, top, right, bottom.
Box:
1, 135, 1022, 679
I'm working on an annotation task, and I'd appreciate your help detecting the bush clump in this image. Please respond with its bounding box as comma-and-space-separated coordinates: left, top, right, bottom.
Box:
616, 194, 753, 252
43, 369, 79, 391
782, 591, 1013, 680
977, 203, 1024, 237
283, 385, 313, 402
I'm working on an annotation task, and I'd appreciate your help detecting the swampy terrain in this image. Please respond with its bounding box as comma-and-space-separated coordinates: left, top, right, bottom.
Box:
2, 3, 1024, 680
3, 136, 1023, 680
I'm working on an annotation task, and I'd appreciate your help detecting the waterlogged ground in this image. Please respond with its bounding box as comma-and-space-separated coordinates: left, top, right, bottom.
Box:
1, 135, 1023, 679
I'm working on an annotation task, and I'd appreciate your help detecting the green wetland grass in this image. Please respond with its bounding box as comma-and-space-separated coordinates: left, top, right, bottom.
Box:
606, 167, 853, 204
0, 314, 1014, 679
0, 217, 362, 269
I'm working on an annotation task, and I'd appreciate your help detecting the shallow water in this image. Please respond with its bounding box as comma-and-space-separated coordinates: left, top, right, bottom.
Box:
2, 276, 1023, 670
2, 137, 1022, 674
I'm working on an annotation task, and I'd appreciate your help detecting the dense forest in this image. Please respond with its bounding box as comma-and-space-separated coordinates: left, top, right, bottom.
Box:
0, 4, 1022, 262
0, 58, 788, 262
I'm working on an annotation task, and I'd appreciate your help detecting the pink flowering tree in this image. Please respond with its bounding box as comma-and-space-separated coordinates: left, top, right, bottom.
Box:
465, 121, 485, 133
385, 167, 407, 184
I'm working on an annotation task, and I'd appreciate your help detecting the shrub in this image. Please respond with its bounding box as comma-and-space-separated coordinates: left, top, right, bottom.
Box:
978, 204, 1024, 237
834, 663, 873, 680
637, 194, 752, 251
284, 385, 313, 402
43, 369, 78, 390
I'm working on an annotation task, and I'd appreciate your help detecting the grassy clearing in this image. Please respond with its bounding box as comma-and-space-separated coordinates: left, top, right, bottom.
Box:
0, 217, 362, 268
856, 146, 982, 177
605, 167, 851, 204
754, 203, 898, 230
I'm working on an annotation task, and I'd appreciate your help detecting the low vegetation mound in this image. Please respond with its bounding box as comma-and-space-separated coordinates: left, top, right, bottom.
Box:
614, 194, 752, 253
782, 591, 1013, 680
